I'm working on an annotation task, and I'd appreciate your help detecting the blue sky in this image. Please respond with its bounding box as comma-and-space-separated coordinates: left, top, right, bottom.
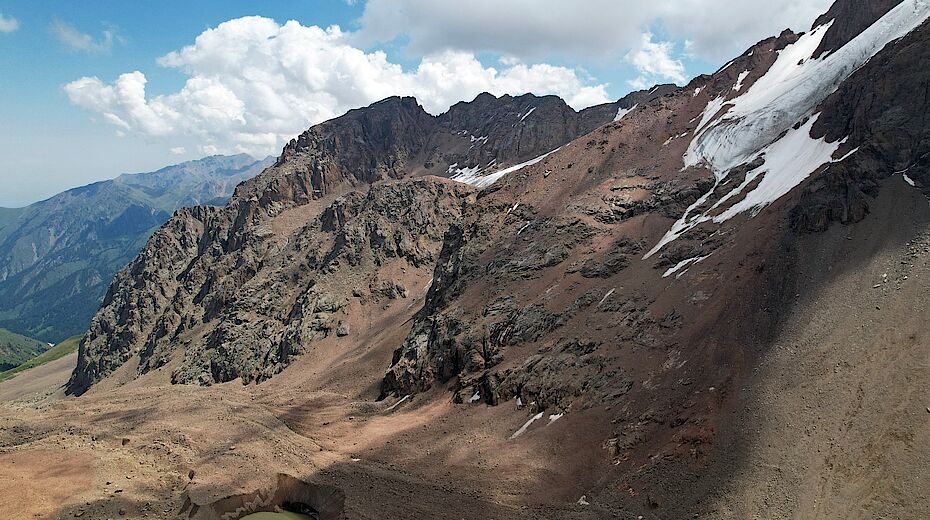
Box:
0, 0, 830, 207
0, 1, 364, 206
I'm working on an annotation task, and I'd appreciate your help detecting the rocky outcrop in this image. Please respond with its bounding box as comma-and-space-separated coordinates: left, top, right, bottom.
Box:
379, 0, 930, 449
67, 89, 643, 395
436, 88, 677, 174
69, 178, 474, 394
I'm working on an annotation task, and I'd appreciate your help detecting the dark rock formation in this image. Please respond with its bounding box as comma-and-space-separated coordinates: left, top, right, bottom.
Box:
794, 14, 930, 232
69, 178, 475, 394
813, 0, 903, 57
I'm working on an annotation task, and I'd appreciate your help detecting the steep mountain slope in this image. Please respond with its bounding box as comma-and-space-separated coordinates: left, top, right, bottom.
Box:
67, 89, 671, 395
0, 327, 48, 371
37, 1, 930, 518
377, 1, 930, 514
0, 154, 272, 342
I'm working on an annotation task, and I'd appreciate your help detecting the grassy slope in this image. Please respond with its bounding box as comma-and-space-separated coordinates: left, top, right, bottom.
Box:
0, 327, 50, 369
0, 335, 80, 383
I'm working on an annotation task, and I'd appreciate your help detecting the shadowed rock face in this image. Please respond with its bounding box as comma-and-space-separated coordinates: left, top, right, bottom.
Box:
813, 0, 903, 57
793, 15, 930, 232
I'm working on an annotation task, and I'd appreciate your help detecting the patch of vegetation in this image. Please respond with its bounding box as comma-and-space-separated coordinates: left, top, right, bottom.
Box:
0, 327, 49, 370
0, 335, 80, 383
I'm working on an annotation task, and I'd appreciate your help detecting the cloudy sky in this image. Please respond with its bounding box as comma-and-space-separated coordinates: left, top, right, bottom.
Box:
0, 0, 831, 207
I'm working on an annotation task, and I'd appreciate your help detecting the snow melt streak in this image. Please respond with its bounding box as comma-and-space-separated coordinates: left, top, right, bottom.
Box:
648, 115, 851, 258
451, 148, 560, 188
511, 412, 544, 439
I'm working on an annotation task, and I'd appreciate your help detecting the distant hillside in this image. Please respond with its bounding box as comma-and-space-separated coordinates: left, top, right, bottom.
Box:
0, 154, 273, 342
0, 334, 80, 383
0, 327, 49, 371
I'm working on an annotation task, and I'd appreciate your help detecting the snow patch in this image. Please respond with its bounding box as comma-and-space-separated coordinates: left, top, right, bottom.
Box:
469, 392, 481, 403
447, 163, 484, 184
453, 148, 560, 188
687, 2, 930, 174
648, 115, 852, 258
903, 173, 917, 187
385, 395, 410, 412
663, 132, 690, 147
733, 70, 750, 91
663, 256, 709, 278
713, 116, 848, 222
650, 1, 930, 257
614, 104, 638, 122
519, 107, 537, 122
548, 413, 564, 424
510, 412, 544, 439
693, 96, 728, 137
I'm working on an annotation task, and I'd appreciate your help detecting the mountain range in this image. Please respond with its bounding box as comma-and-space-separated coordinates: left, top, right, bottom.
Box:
3, 1, 930, 518
0, 154, 272, 343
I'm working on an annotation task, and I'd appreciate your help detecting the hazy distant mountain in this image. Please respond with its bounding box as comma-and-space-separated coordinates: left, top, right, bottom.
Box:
0, 154, 273, 342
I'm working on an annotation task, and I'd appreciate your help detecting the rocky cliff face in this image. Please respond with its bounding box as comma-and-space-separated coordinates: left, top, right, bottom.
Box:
69, 176, 475, 394
0, 154, 271, 342
67, 90, 647, 395
795, 12, 930, 230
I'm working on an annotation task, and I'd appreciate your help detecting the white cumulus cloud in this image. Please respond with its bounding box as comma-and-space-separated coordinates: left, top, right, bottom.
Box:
355, 0, 832, 63
626, 32, 687, 89
0, 13, 18, 33
65, 16, 610, 157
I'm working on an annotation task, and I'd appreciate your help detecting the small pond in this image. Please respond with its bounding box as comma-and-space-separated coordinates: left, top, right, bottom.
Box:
240, 512, 313, 520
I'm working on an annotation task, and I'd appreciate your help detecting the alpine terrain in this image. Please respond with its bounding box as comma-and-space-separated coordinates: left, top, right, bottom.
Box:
0, 154, 273, 343
2, 1, 930, 519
